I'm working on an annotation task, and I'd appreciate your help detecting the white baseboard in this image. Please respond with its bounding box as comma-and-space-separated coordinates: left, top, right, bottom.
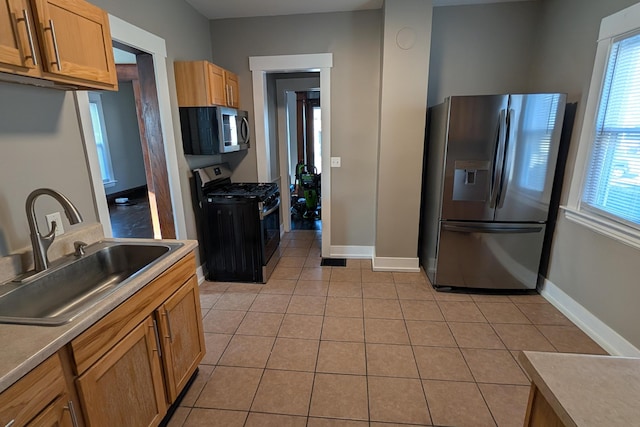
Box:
329, 245, 374, 259
541, 278, 640, 357
372, 256, 420, 272
196, 265, 205, 284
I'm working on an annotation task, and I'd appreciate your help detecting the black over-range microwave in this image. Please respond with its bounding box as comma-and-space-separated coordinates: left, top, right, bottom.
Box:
179, 106, 250, 155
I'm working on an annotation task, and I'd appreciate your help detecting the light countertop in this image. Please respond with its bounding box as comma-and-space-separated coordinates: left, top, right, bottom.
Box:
0, 237, 198, 394
519, 351, 640, 427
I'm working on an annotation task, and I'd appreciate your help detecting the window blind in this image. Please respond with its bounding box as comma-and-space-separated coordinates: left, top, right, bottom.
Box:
582, 32, 640, 226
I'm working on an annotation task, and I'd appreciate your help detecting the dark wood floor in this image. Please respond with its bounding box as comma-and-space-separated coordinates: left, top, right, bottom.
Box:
108, 194, 154, 238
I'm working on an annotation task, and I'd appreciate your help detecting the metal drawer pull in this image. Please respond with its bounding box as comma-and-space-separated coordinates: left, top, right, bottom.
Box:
151, 319, 162, 358
64, 400, 80, 427
6, 420, 15, 427
46, 19, 62, 71
443, 224, 543, 234
21, 9, 37, 66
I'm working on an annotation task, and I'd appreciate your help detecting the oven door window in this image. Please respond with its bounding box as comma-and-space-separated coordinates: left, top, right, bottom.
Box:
262, 206, 280, 263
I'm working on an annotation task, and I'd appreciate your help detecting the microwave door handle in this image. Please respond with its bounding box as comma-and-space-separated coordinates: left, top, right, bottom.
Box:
242, 116, 250, 144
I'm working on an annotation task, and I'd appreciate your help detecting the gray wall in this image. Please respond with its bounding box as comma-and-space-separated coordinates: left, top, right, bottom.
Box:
0, 0, 212, 257
99, 82, 147, 195
527, 0, 640, 349
210, 11, 382, 247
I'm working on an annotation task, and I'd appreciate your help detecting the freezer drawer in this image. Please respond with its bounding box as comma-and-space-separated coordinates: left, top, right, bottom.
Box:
434, 221, 546, 290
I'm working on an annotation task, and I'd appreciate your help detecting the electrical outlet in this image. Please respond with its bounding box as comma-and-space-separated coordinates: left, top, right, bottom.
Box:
330, 157, 341, 167
45, 212, 64, 236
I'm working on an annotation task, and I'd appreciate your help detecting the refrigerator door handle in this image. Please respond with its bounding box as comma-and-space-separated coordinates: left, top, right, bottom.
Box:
442, 224, 544, 234
496, 108, 514, 208
490, 109, 508, 208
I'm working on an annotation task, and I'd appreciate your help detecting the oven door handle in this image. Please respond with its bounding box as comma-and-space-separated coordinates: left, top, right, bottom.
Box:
260, 198, 281, 220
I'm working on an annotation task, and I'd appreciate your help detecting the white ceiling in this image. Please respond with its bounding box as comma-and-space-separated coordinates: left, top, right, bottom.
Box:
185, 0, 534, 20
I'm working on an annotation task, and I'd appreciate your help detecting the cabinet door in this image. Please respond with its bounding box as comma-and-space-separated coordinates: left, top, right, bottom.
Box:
157, 276, 205, 401
26, 396, 75, 427
31, 0, 117, 88
207, 62, 226, 106
225, 70, 239, 108
0, 0, 39, 73
76, 317, 167, 427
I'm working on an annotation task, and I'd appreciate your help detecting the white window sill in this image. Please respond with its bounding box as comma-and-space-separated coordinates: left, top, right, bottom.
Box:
561, 205, 640, 251
103, 180, 117, 189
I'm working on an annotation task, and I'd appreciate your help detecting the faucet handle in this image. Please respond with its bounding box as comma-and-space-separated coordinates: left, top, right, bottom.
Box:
73, 241, 88, 257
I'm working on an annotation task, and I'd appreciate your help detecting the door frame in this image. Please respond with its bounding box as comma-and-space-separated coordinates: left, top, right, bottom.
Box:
249, 54, 332, 257
76, 14, 187, 239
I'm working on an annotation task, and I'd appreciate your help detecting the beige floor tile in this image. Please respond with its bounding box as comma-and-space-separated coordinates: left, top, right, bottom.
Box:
360, 259, 373, 270
363, 299, 403, 319
364, 318, 410, 344
413, 346, 474, 381
515, 303, 573, 325
267, 338, 319, 371
423, 380, 495, 427
287, 295, 327, 315
477, 302, 531, 324
462, 349, 529, 385
300, 267, 332, 281
224, 283, 263, 293
283, 247, 311, 257
325, 297, 363, 317
261, 279, 297, 295
279, 314, 324, 339
432, 291, 473, 301
400, 300, 444, 321
362, 282, 398, 299
294, 280, 330, 296
437, 301, 487, 322
251, 370, 314, 415
508, 293, 547, 304
492, 323, 556, 352
278, 256, 308, 267
249, 294, 291, 313
448, 322, 505, 349
322, 317, 365, 342
331, 268, 363, 282
166, 406, 190, 427
362, 270, 394, 283
182, 408, 247, 427
395, 283, 435, 300
470, 294, 514, 303
345, 258, 364, 269
536, 325, 608, 354
366, 343, 419, 378
310, 373, 369, 420
235, 312, 284, 337
316, 341, 366, 375
304, 256, 323, 268
200, 281, 229, 294
287, 239, 313, 248
328, 281, 362, 298
180, 365, 214, 407
202, 310, 245, 334
245, 413, 307, 427
368, 377, 431, 425
479, 383, 531, 427
213, 293, 257, 310
199, 293, 221, 309
272, 266, 303, 280
308, 418, 369, 427
200, 333, 232, 365
406, 320, 456, 347
392, 272, 427, 284
195, 366, 262, 410
218, 335, 275, 368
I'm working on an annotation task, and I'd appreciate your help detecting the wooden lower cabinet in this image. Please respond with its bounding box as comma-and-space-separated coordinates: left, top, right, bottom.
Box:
76, 317, 167, 427
26, 396, 75, 427
524, 384, 566, 427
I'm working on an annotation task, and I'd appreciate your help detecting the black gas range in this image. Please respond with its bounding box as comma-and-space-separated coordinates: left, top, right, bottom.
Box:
192, 164, 281, 283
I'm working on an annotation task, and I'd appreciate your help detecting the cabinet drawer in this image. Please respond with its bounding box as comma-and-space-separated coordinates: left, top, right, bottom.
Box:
71, 252, 196, 374
0, 354, 67, 426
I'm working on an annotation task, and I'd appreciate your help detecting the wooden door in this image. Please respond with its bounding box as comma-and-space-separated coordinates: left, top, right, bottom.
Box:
157, 276, 205, 401
76, 317, 167, 427
208, 62, 226, 106
26, 396, 74, 427
0, 0, 40, 74
31, 0, 117, 88
225, 70, 239, 108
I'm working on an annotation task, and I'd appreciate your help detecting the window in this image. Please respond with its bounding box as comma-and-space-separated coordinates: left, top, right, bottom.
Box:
565, 2, 640, 249
88, 92, 116, 187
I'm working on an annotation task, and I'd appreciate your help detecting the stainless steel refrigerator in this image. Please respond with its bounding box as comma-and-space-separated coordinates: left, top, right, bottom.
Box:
419, 94, 566, 290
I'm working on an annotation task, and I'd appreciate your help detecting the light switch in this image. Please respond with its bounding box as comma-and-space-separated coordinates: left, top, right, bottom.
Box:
331, 157, 341, 168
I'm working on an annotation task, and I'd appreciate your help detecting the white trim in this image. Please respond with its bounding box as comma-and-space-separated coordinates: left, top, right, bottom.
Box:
562, 206, 640, 251
540, 278, 640, 357
196, 265, 205, 284
372, 256, 420, 272
249, 53, 333, 257
330, 245, 374, 259
80, 15, 187, 239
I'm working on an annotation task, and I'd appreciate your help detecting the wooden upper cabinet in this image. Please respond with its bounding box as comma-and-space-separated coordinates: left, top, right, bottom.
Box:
31, 0, 117, 89
0, 0, 41, 76
175, 60, 240, 108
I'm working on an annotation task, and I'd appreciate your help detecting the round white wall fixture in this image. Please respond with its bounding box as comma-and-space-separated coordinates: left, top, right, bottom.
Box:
396, 27, 416, 50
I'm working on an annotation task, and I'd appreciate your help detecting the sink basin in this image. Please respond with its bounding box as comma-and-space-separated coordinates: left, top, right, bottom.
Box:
0, 241, 183, 326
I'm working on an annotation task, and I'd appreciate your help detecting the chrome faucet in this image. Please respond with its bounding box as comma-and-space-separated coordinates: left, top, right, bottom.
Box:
26, 188, 83, 272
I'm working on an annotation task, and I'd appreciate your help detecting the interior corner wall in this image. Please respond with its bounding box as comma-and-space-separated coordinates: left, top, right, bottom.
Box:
375, 0, 432, 259
528, 0, 640, 351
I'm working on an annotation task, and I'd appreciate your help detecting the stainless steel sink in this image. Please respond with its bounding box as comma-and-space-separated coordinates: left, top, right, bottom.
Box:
0, 241, 183, 326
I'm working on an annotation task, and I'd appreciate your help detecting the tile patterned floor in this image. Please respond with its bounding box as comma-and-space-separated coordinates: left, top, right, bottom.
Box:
169, 230, 607, 427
